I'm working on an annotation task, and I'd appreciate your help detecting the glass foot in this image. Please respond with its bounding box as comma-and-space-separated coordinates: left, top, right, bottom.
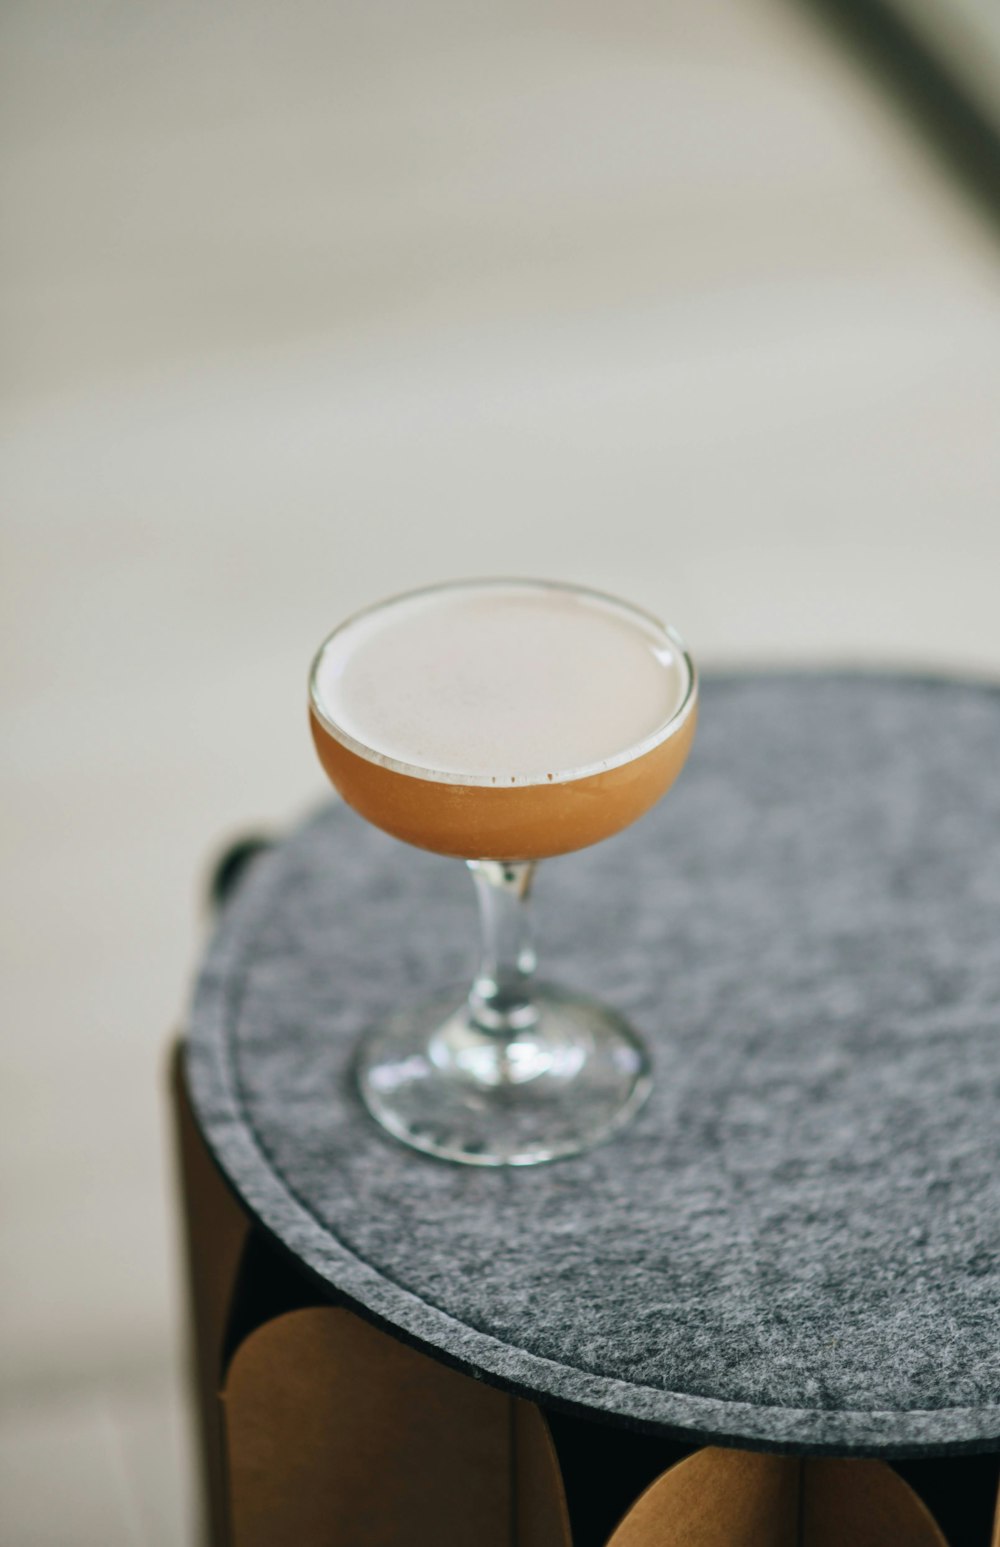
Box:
355, 984, 652, 1166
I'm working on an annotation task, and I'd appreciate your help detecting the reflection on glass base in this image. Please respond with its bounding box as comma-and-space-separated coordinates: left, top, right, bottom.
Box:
355, 984, 652, 1166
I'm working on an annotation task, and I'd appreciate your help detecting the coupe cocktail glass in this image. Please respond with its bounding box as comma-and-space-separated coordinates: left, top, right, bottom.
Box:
309, 578, 697, 1166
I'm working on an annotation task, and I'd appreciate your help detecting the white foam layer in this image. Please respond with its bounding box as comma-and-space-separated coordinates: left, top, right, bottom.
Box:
312, 582, 690, 782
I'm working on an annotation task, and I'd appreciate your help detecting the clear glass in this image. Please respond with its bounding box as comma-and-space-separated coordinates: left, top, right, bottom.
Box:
309, 578, 698, 1167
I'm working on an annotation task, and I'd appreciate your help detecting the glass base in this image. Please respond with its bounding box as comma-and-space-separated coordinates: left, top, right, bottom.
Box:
355, 983, 652, 1166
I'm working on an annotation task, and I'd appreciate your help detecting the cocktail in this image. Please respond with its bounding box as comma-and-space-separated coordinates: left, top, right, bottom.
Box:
309, 578, 697, 1166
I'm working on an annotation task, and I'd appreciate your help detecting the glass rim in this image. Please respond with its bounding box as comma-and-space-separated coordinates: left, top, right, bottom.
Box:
308, 577, 698, 788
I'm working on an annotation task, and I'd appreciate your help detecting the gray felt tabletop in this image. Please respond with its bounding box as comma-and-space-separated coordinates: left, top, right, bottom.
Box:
186, 673, 1000, 1456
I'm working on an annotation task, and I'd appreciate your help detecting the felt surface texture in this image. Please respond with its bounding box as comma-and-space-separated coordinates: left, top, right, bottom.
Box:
187, 674, 1000, 1454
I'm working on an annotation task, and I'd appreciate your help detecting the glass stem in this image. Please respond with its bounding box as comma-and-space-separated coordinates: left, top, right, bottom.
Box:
466, 860, 539, 1035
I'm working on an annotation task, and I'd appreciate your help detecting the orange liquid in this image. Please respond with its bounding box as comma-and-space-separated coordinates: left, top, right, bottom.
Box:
310, 702, 697, 861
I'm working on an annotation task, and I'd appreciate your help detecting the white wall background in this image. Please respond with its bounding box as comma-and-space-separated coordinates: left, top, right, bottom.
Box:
2, 1, 999, 1540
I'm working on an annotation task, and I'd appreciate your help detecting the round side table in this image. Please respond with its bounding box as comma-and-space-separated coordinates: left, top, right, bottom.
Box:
175, 674, 1000, 1547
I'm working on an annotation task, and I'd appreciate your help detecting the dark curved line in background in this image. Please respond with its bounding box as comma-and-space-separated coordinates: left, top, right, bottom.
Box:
800, 0, 1000, 231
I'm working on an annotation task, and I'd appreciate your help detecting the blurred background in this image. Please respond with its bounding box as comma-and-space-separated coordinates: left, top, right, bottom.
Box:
2, 0, 999, 1541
